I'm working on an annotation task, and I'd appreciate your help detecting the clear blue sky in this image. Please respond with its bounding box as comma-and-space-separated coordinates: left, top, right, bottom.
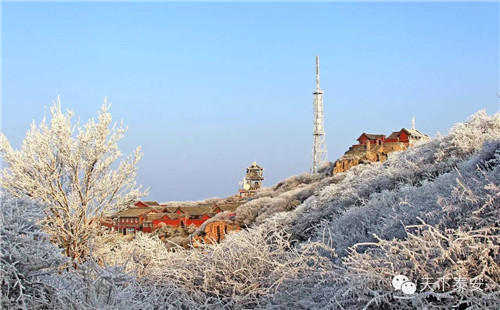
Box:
2, 2, 499, 201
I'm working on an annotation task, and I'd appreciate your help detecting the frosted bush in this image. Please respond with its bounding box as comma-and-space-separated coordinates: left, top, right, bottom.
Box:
233, 173, 335, 229
0, 197, 68, 309
340, 223, 500, 309
303, 136, 499, 258
3, 109, 499, 309
153, 220, 338, 309
288, 112, 500, 246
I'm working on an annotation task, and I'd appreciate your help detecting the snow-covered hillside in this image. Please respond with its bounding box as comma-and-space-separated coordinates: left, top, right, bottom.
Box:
2, 111, 499, 309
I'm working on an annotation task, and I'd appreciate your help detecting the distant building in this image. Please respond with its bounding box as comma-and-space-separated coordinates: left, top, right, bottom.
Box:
112, 203, 160, 235
101, 200, 240, 235
239, 161, 264, 198
192, 218, 240, 245
356, 133, 386, 148
385, 128, 428, 145
101, 162, 261, 236
333, 127, 428, 174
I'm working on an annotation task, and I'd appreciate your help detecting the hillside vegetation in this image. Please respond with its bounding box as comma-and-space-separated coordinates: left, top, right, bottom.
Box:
2, 111, 499, 309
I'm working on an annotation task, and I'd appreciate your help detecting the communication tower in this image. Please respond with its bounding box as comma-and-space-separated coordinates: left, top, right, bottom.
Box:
311, 55, 328, 173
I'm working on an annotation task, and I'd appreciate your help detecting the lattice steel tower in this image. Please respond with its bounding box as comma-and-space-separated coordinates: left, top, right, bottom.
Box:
311, 55, 328, 173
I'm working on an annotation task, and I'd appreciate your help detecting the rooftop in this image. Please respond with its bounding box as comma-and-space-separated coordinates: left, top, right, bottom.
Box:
357, 133, 386, 141
142, 201, 161, 206
114, 207, 157, 217
147, 212, 182, 220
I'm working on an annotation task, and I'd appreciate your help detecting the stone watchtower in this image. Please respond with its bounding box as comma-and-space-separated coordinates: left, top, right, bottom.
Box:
245, 161, 264, 190
239, 161, 264, 198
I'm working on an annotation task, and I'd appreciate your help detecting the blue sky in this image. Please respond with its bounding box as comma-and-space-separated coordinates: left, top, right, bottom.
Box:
2, 2, 499, 201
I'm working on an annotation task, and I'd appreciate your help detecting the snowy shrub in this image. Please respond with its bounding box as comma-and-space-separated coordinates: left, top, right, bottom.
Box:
287, 111, 500, 250
233, 174, 335, 228
154, 223, 197, 243
91, 232, 169, 276
161, 197, 225, 209
438, 140, 500, 231
152, 220, 339, 309
234, 197, 274, 226
340, 223, 500, 309
91, 218, 341, 309
0, 197, 67, 309
311, 128, 500, 258
50, 255, 202, 310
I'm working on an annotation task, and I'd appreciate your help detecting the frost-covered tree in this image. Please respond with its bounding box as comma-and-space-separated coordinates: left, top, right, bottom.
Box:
0, 97, 146, 262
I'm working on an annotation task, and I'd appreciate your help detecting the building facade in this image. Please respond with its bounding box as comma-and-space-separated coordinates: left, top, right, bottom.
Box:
333, 127, 428, 174
101, 200, 240, 235
239, 161, 264, 198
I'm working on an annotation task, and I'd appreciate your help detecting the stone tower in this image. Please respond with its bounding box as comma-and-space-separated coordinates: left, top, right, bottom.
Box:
239, 161, 264, 198
245, 161, 264, 190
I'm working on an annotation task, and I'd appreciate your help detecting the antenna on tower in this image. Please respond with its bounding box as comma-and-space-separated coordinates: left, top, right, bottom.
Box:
316, 55, 320, 90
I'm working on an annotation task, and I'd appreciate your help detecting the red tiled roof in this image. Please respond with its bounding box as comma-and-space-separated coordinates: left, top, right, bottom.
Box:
357, 133, 386, 141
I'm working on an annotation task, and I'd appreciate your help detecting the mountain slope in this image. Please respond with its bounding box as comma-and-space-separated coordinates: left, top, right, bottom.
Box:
148, 110, 498, 309
8, 111, 498, 309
